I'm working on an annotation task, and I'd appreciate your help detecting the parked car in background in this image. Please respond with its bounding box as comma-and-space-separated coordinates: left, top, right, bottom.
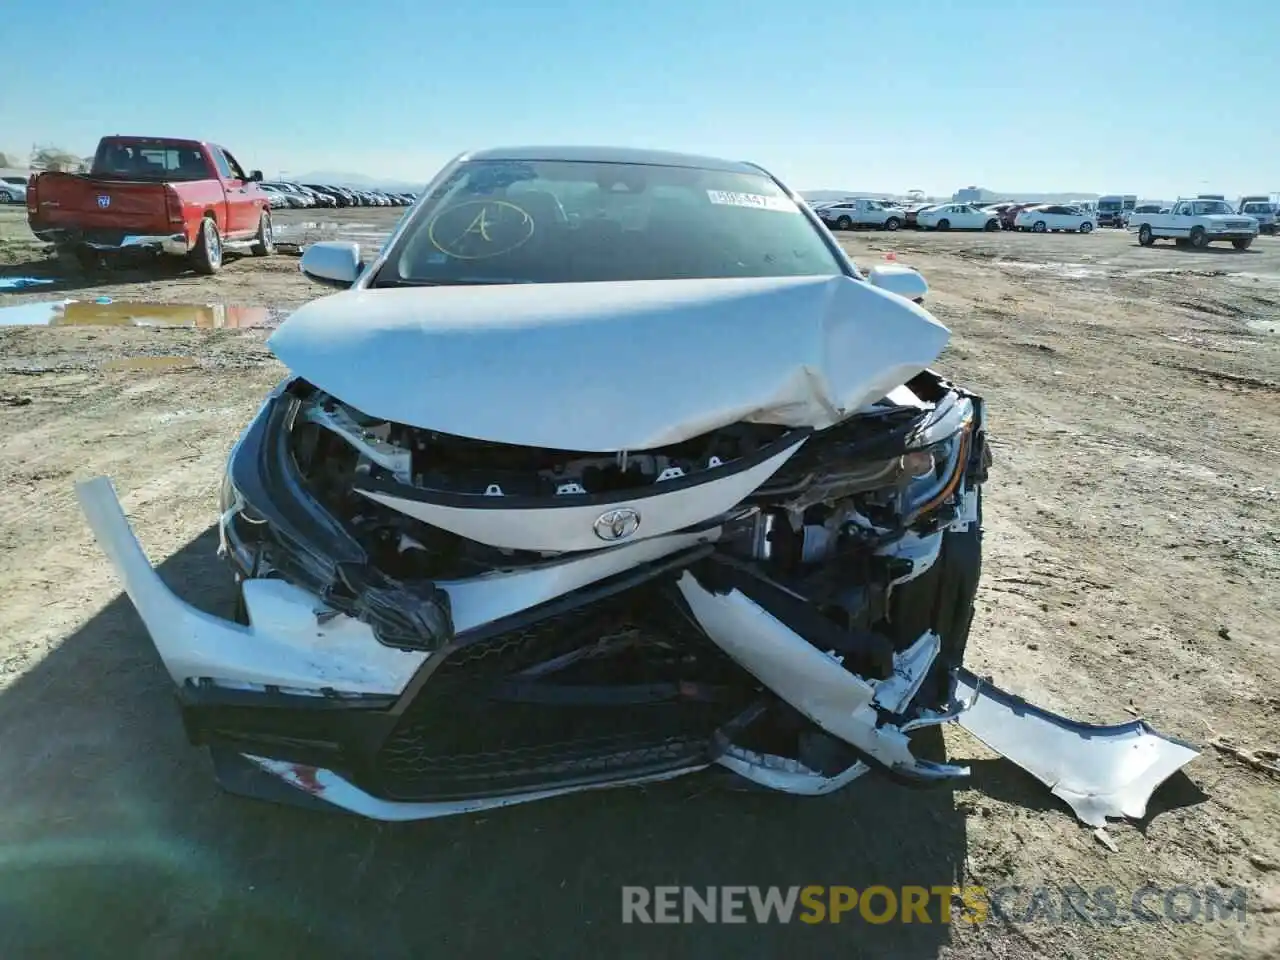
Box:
1014, 204, 1095, 233
0, 178, 27, 204
1121, 203, 1164, 228
818, 198, 905, 231
272, 183, 317, 208
999, 202, 1038, 230
1129, 198, 1259, 250
903, 203, 940, 228
1238, 201, 1276, 234
280, 182, 336, 208
260, 183, 306, 208
303, 184, 349, 207
915, 203, 1000, 231
26, 134, 273, 274
1096, 195, 1126, 227
257, 184, 292, 209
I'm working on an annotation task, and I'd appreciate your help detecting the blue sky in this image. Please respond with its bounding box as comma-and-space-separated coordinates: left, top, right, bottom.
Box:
5, 0, 1276, 197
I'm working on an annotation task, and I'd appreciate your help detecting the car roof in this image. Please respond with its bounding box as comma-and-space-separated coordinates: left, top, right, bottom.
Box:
459, 145, 762, 174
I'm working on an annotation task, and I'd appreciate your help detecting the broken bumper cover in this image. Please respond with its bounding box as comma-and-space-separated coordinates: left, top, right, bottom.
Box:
76, 476, 1198, 824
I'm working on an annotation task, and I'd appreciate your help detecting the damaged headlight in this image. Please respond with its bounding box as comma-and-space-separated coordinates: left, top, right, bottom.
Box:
900, 423, 972, 525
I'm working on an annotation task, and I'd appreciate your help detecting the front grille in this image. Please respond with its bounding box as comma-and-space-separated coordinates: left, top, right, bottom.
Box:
370, 583, 756, 801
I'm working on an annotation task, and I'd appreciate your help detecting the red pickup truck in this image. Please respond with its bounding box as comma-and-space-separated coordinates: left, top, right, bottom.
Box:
27, 136, 274, 274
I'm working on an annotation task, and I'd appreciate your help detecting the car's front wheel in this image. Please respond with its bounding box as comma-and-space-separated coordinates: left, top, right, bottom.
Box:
884, 217, 901, 231
984, 219, 999, 231
1080, 221, 1094, 233
1138, 224, 1154, 246
1032, 220, 1047, 233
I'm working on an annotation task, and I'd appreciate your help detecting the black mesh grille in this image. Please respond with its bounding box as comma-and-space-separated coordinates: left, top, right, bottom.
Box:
370, 584, 755, 801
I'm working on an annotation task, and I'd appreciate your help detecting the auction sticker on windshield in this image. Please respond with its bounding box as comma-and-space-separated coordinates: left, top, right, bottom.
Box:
706, 190, 798, 213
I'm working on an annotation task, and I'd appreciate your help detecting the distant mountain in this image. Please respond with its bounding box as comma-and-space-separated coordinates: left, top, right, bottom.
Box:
288, 170, 425, 192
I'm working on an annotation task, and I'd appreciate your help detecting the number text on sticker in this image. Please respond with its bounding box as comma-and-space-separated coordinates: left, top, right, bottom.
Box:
706, 190, 798, 213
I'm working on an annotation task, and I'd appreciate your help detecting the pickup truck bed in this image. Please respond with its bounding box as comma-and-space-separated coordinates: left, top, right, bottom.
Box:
27, 136, 273, 274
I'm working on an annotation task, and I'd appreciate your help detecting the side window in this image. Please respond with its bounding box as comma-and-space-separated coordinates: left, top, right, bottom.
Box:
220, 149, 248, 181
211, 149, 233, 179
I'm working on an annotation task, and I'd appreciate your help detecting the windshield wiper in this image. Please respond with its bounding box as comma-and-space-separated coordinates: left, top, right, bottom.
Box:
371, 278, 534, 288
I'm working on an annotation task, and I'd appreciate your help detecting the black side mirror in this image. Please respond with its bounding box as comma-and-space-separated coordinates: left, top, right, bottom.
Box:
250, 170, 264, 182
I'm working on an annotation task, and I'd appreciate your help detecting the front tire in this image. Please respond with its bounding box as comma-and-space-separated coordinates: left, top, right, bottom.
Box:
190, 216, 223, 275
984, 219, 999, 231
1232, 238, 1252, 250
884, 217, 901, 231
1032, 220, 1047, 233
1138, 224, 1154, 246
1080, 221, 1094, 233
250, 211, 274, 257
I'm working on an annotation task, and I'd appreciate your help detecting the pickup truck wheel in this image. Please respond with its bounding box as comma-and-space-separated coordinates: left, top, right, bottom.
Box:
1032, 220, 1047, 233
0, 192, 10, 204
883, 217, 901, 231
1138, 224, 1154, 246
190, 216, 223, 275
251, 212, 274, 257
1189, 226, 1208, 249
1232, 239, 1252, 251
835, 216, 852, 230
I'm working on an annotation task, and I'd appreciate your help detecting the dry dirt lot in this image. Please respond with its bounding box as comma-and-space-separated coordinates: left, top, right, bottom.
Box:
0, 206, 1277, 959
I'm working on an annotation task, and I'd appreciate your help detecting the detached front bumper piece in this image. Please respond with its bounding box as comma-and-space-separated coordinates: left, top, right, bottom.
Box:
76, 476, 1198, 825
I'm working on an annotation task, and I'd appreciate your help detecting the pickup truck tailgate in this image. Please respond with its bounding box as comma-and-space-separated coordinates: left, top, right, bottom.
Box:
33, 173, 170, 229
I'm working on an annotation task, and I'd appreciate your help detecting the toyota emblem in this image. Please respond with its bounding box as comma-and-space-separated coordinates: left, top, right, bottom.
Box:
593, 508, 641, 542
96, 195, 111, 209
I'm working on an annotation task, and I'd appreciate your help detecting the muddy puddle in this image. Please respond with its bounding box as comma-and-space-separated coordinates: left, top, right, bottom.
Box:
272, 220, 390, 252
0, 298, 278, 328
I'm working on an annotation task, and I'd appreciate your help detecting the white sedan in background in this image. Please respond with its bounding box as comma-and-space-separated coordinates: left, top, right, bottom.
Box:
1014, 204, 1095, 233
915, 203, 1000, 231
0, 178, 28, 204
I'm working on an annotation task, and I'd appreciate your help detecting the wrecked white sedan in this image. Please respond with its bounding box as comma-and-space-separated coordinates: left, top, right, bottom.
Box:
77, 147, 1197, 823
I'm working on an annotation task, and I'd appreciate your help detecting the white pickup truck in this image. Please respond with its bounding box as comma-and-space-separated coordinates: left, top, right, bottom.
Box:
1129, 198, 1259, 250
818, 198, 905, 231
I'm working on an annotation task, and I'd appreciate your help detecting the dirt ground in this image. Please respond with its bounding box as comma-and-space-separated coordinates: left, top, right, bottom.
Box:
0, 205, 1277, 959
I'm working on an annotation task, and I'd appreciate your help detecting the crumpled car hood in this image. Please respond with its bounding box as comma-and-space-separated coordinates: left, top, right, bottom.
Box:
268, 276, 951, 452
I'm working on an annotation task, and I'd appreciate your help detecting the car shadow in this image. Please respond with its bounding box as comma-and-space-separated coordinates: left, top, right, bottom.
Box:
1133, 243, 1261, 255
0, 525, 968, 960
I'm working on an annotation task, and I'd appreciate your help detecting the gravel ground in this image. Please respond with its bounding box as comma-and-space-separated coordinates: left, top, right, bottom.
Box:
0, 206, 1277, 959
